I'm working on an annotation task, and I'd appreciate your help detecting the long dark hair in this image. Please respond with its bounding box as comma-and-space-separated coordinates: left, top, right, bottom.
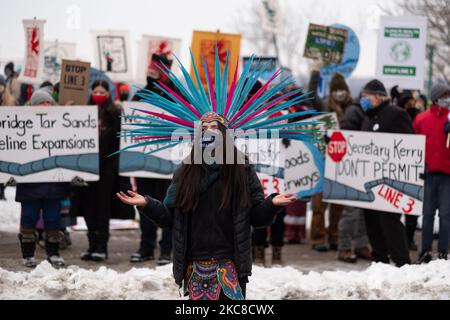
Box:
175, 125, 252, 212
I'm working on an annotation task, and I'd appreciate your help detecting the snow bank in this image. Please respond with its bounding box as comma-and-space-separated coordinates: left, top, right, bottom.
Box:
0, 187, 20, 233
1, 260, 450, 300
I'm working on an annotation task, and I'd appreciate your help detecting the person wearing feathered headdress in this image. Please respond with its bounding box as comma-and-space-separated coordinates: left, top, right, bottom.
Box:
116, 48, 319, 300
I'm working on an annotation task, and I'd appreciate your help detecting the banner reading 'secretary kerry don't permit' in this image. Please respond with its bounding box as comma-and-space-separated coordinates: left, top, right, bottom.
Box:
323, 130, 425, 216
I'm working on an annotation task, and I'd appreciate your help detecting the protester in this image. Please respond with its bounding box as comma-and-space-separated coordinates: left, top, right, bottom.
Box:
4, 62, 20, 102
14, 89, 68, 268
118, 83, 130, 102
360, 79, 413, 267
336, 96, 371, 263
129, 53, 174, 265
309, 73, 350, 252
414, 83, 450, 263
416, 94, 428, 111
70, 80, 134, 262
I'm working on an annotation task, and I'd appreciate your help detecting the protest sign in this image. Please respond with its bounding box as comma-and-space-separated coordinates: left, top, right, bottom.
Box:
190, 31, 241, 87
303, 24, 348, 65
43, 41, 77, 84
19, 19, 46, 84
376, 16, 428, 90
0, 107, 99, 183
243, 57, 278, 82
119, 102, 191, 179
136, 35, 182, 83
92, 30, 133, 82
59, 59, 91, 106
323, 130, 425, 216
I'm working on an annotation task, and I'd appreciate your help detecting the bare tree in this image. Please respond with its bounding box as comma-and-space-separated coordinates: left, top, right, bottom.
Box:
382, 0, 450, 83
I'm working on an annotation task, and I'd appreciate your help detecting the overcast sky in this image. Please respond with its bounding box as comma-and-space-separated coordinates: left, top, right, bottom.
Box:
0, 0, 397, 81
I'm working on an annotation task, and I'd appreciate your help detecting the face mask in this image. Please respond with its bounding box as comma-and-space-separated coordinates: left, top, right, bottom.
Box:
360, 97, 373, 112
92, 94, 108, 105
437, 98, 450, 108
333, 90, 348, 103
201, 129, 221, 148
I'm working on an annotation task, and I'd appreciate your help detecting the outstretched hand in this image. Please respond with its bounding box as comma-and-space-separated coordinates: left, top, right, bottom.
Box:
116, 190, 147, 208
272, 193, 297, 206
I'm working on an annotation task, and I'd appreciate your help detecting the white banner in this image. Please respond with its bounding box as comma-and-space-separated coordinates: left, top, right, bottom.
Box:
19, 19, 46, 84
0, 106, 99, 183
136, 35, 182, 83
323, 130, 425, 216
376, 16, 428, 90
43, 40, 77, 84
92, 30, 133, 82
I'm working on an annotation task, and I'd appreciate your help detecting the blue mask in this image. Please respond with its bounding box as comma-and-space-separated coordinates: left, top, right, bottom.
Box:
360, 98, 373, 112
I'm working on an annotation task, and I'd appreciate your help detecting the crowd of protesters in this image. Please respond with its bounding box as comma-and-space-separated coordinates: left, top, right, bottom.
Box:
1, 53, 449, 272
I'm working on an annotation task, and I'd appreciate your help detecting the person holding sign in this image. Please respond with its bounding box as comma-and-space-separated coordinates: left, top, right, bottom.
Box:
70, 80, 134, 262
15, 89, 68, 268
413, 83, 450, 263
360, 79, 414, 267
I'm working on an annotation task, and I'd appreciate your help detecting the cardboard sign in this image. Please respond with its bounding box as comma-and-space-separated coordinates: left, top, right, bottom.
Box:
190, 31, 241, 87
0, 106, 99, 183
323, 130, 425, 216
59, 59, 91, 106
303, 24, 348, 64
376, 16, 428, 90
19, 19, 46, 84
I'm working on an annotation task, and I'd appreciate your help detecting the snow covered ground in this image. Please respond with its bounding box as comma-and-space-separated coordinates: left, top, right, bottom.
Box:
1, 260, 450, 300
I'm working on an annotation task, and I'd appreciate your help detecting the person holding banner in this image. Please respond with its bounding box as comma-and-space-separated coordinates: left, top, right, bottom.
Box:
359, 79, 414, 267
70, 80, 134, 262
413, 83, 450, 263
15, 89, 68, 268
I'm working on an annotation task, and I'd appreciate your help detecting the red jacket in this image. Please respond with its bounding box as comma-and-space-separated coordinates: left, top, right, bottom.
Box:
413, 105, 450, 174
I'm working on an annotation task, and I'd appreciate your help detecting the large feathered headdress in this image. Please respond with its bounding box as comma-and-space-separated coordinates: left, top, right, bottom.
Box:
119, 48, 320, 155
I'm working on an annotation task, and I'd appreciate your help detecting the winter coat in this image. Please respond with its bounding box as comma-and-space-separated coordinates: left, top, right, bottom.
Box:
16, 183, 69, 202
340, 104, 365, 131
413, 104, 450, 175
360, 100, 414, 134
138, 164, 282, 287
70, 102, 135, 220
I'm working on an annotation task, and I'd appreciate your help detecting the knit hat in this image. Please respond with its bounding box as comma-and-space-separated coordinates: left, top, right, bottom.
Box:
362, 79, 388, 96
430, 83, 450, 102
329, 73, 349, 92
30, 89, 55, 106
0, 75, 6, 87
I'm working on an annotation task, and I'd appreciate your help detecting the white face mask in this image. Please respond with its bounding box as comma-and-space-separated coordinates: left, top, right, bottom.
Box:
437, 98, 450, 108
201, 129, 221, 148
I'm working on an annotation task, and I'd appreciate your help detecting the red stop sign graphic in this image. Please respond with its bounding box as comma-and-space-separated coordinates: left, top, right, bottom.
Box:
328, 131, 347, 162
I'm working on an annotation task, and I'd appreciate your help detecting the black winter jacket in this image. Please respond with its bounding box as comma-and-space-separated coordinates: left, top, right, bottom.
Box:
360, 101, 414, 134
138, 164, 281, 287
340, 104, 365, 131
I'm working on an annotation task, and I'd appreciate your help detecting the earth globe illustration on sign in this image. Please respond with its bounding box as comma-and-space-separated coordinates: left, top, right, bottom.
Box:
390, 41, 411, 63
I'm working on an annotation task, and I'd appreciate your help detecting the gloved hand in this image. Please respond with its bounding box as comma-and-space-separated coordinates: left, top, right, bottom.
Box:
71, 176, 88, 187
323, 134, 331, 145
5, 177, 16, 187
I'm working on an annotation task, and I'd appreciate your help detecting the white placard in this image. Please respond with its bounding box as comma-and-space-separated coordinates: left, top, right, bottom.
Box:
376, 16, 428, 90
0, 106, 99, 183
323, 130, 425, 216
92, 30, 133, 82
19, 19, 46, 84
43, 40, 77, 84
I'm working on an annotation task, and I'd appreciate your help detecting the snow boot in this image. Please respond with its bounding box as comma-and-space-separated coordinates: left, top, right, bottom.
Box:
416, 251, 432, 264
354, 247, 372, 261
272, 246, 283, 266
0, 184, 6, 201
91, 232, 109, 262
438, 252, 448, 260
338, 250, 357, 263
45, 232, 65, 268
157, 253, 172, 266
254, 246, 266, 266
18, 233, 37, 268
80, 231, 96, 260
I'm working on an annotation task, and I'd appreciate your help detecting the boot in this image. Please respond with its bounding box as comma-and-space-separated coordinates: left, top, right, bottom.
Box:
338, 250, 357, 263
91, 232, 109, 262
254, 246, 266, 266
44, 232, 65, 268
354, 247, 372, 261
18, 233, 37, 268
81, 231, 96, 260
438, 252, 448, 260
272, 246, 283, 266
416, 251, 432, 264
58, 229, 72, 250
0, 184, 6, 201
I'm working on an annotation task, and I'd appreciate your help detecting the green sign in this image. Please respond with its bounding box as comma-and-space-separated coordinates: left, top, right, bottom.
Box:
383, 66, 416, 76
303, 24, 348, 64
384, 28, 420, 39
